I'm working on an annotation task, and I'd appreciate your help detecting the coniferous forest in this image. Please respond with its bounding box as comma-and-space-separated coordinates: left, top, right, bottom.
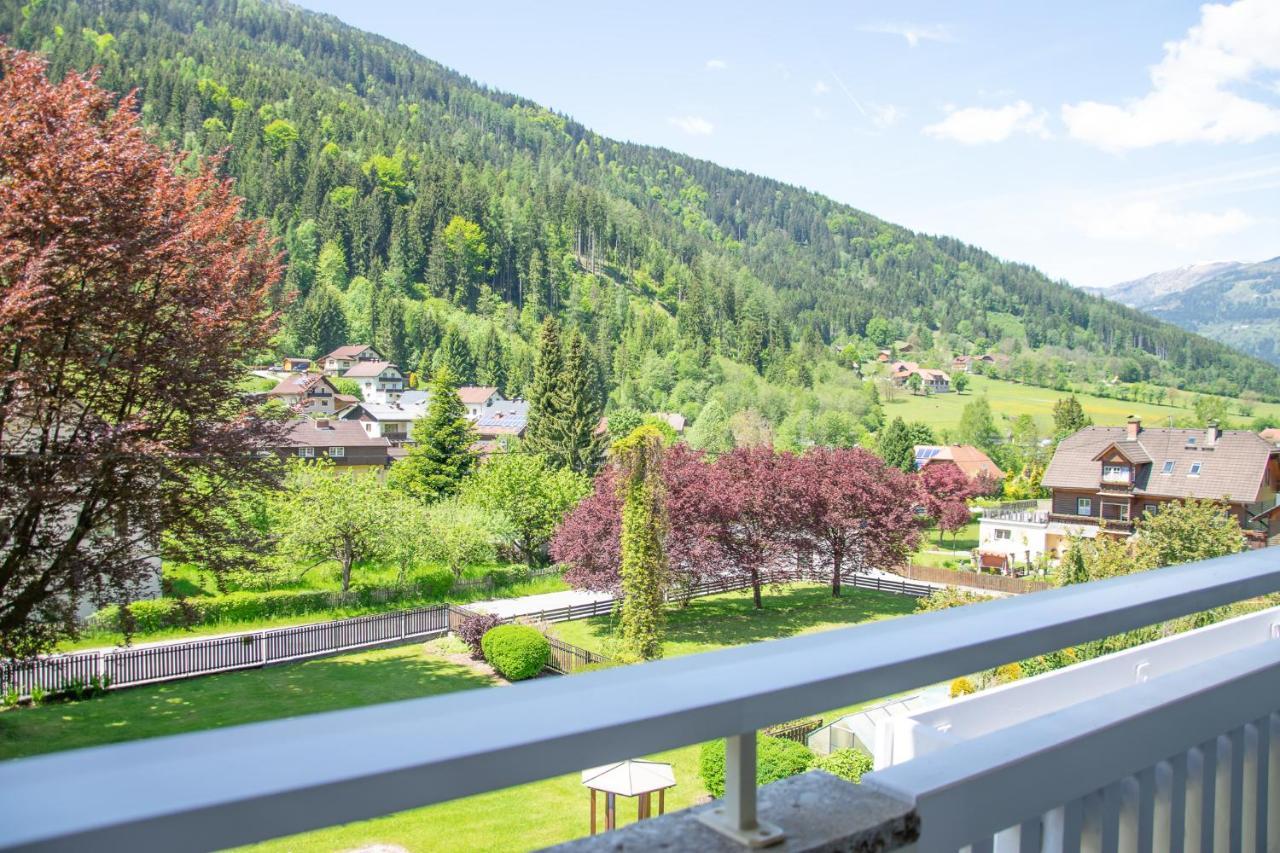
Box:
6, 0, 1280, 418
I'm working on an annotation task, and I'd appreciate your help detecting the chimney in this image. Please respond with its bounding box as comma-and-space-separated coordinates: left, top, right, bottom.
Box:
315, 418, 330, 429
1206, 421, 1221, 446
1126, 416, 1141, 441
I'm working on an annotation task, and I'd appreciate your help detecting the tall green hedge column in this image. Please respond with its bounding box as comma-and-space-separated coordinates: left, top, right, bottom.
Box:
615, 426, 668, 661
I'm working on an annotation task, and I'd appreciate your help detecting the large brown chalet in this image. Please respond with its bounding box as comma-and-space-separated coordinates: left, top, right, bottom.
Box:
1042, 418, 1280, 540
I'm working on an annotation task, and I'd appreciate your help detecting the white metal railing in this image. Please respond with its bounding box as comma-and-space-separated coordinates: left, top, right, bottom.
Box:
2, 549, 1279, 851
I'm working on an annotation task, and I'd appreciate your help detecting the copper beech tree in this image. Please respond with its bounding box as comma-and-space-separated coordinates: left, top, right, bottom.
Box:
0, 48, 283, 656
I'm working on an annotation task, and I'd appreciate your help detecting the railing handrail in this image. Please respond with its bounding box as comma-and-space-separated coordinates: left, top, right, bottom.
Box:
866, 640, 1280, 851
3, 549, 1278, 852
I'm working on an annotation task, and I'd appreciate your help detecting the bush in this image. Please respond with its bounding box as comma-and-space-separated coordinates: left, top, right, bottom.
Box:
812, 748, 874, 784
457, 612, 503, 659
995, 662, 1023, 683
698, 735, 814, 798
950, 677, 976, 698
480, 624, 550, 681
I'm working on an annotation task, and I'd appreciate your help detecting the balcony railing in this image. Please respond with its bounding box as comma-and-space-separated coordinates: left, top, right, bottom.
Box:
1048, 512, 1135, 534
2, 549, 1279, 851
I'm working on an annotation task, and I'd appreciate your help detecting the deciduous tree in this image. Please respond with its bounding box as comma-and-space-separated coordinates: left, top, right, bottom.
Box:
0, 49, 283, 655
461, 453, 590, 567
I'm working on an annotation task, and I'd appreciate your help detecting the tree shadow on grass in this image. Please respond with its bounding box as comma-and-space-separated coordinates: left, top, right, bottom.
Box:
0, 646, 495, 761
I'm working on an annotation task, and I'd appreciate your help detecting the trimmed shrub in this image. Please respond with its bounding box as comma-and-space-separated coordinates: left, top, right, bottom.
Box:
480, 625, 550, 681
995, 662, 1023, 684
698, 735, 814, 798
950, 677, 976, 698
812, 748, 873, 784
457, 612, 503, 659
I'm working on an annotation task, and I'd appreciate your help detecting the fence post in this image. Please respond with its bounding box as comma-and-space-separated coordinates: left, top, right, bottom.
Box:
97, 650, 106, 683
259, 633, 268, 666
400, 611, 406, 640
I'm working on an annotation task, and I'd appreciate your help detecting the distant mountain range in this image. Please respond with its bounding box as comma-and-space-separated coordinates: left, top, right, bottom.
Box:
1093, 258, 1280, 367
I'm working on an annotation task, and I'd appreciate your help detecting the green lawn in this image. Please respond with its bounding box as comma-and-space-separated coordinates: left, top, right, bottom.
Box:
549, 582, 917, 659
882, 374, 1280, 435
6, 584, 918, 852
0, 645, 496, 761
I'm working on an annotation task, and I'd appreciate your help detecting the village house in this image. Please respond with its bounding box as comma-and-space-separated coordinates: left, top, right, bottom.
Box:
343, 361, 406, 404
914, 444, 1003, 482
265, 373, 345, 415
281, 357, 311, 373
978, 418, 1280, 570
319, 344, 384, 376
342, 398, 429, 444
890, 362, 951, 393
274, 418, 393, 471
458, 386, 504, 418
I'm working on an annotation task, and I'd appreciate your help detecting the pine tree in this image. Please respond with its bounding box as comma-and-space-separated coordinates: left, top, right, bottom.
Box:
877, 417, 916, 472
387, 369, 477, 503
433, 325, 475, 384
293, 285, 349, 357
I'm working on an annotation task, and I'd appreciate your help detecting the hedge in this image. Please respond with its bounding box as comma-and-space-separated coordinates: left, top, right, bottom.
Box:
480, 624, 550, 681
85, 566, 543, 634
812, 748, 873, 784
698, 735, 814, 798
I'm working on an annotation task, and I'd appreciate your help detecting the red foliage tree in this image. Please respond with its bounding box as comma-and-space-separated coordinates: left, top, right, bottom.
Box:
706, 447, 792, 609
918, 461, 978, 546
553, 444, 724, 598
0, 48, 283, 655
780, 448, 921, 596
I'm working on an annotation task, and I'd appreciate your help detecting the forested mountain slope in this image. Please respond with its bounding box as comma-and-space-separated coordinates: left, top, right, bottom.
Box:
6, 0, 1280, 400
1100, 259, 1280, 367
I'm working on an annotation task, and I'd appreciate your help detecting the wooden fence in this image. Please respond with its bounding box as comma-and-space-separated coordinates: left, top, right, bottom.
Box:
1, 569, 931, 699
763, 717, 823, 744
902, 564, 1051, 595
1, 605, 450, 698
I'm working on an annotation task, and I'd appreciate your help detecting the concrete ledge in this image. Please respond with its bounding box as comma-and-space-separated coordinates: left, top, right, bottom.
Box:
542, 771, 919, 852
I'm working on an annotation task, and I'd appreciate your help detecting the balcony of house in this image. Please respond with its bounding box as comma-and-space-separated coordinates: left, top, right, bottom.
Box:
1047, 511, 1134, 535
980, 500, 1049, 526
4, 549, 1280, 852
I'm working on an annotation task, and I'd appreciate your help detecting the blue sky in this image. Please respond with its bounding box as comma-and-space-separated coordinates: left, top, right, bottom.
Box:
295, 0, 1280, 288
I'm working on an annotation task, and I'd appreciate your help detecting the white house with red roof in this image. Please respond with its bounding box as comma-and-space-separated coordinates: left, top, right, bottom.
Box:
320, 344, 383, 376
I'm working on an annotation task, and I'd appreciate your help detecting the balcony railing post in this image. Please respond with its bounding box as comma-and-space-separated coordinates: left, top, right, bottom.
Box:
696, 730, 786, 847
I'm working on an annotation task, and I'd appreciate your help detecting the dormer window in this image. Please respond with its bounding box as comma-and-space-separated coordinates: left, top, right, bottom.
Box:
1186, 436, 1197, 446
1161, 460, 1174, 474
1189, 462, 1202, 477
1102, 464, 1131, 484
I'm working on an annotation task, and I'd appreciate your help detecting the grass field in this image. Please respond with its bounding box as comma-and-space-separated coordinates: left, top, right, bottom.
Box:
5, 585, 916, 852
549, 583, 917, 659
881, 374, 1280, 436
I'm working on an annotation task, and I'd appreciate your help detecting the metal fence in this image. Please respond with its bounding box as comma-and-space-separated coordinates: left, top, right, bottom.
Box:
545, 635, 610, 674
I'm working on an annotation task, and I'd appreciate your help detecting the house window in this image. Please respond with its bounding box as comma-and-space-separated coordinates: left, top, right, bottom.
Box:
297, 447, 315, 458
1102, 464, 1130, 483
328, 447, 345, 458
1077, 497, 1093, 516
994, 528, 1012, 540
1161, 460, 1174, 474
1189, 462, 1202, 476
1186, 436, 1197, 446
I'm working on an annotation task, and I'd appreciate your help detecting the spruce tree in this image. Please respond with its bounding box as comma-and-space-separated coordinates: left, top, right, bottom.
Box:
1052, 396, 1091, 439
433, 324, 475, 385
877, 417, 916, 472
475, 325, 507, 390
551, 330, 605, 474
524, 317, 565, 456
387, 369, 476, 503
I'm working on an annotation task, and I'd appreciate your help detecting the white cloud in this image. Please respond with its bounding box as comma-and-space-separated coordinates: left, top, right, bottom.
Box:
1062, 0, 1280, 150
860, 22, 953, 47
924, 101, 1049, 144
813, 80, 830, 96
870, 103, 903, 128
1069, 198, 1254, 245
705, 59, 728, 71
668, 115, 714, 136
